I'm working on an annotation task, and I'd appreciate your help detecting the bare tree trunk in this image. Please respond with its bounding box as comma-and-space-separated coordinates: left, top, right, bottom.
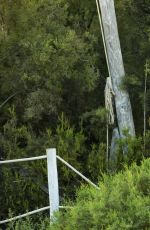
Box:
144, 61, 148, 149
98, 0, 135, 138
110, 127, 120, 161
109, 127, 120, 172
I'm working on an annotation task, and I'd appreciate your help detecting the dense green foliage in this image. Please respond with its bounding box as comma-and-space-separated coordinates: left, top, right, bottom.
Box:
7, 159, 150, 230
0, 0, 150, 225
50, 159, 150, 230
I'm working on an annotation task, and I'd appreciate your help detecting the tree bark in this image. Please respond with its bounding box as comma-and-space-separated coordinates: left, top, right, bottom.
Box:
98, 0, 135, 138
110, 127, 120, 161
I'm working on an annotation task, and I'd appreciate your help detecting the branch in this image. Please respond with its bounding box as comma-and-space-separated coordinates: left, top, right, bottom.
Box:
0, 92, 18, 109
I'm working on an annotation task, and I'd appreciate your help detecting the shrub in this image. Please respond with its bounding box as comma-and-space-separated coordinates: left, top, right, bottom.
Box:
5, 159, 150, 229
6, 214, 50, 230
51, 158, 150, 230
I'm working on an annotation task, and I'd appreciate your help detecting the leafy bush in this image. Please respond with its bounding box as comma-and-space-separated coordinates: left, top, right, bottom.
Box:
6, 214, 50, 230
4, 159, 150, 230
0, 112, 88, 218
51, 158, 150, 230
108, 130, 150, 172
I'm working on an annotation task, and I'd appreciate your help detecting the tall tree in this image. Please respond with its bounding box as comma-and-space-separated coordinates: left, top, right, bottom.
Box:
97, 0, 135, 139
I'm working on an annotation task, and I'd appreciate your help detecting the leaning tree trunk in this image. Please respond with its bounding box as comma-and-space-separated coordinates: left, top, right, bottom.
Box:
98, 0, 135, 138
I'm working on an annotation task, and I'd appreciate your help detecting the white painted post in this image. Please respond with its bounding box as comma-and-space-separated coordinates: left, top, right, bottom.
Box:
46, 148, 59, 220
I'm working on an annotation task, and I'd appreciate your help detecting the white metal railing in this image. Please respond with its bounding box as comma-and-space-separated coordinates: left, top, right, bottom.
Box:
56, 155, 99, 190
0, 155, 47, 164
0, 148, 99, 225
0, 206, 72, 224
0, 206, 50, 224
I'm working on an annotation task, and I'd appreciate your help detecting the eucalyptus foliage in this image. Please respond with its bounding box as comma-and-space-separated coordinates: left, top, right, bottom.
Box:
0, 0, 150, 224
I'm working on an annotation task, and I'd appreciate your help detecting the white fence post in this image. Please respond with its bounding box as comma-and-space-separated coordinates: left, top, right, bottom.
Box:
46, 148, 59, 220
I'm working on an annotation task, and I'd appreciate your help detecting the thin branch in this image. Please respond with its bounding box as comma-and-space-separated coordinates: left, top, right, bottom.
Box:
144, 61, 148, 149
0, 92, 18, 109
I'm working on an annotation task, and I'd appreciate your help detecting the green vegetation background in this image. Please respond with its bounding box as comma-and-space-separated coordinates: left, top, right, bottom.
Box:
7, 158, 150, 229
0, 0, 150, 226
